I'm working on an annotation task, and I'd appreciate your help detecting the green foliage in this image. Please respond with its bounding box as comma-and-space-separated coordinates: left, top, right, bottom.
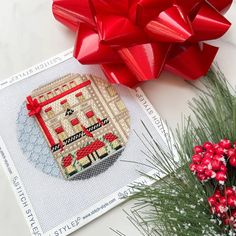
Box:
120, 69, 236, 236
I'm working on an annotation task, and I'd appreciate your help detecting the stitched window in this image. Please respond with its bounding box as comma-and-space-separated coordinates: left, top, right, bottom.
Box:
54, 88, 61, 95
75, 92, 85, 103
116, 100, 126, 111
62, 84, 69, 91
106, 85, 117, 97
86, 110, 96, 124
39, 95, 45, 102
45, 107, 54, 119
60, 99, 70, 110
47, 91, 53, 99
70, 118, 82, 133
55, 126, 67, 141
70, 81, 76, 88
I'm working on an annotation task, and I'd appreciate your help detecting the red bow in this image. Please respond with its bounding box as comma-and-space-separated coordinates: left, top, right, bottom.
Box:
52, 0, 232, 87
26, 96, 42, 117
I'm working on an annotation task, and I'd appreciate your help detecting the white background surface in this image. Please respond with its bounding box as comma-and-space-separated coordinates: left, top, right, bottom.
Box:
0, 1, 236, 236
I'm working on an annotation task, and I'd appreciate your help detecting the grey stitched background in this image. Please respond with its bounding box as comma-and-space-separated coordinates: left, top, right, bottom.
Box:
17, 102, 62, 178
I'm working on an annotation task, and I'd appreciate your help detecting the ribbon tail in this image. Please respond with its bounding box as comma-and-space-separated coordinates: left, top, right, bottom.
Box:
97, 118, 104, 126
81, 125, 94, 138
26, 96, 35, 117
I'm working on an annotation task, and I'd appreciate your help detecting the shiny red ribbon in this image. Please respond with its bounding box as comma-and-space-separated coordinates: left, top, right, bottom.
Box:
26, 96, 42, 117
52, 0, 232, 87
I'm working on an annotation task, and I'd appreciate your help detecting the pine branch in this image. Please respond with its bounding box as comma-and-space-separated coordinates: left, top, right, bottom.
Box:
114, 68, 236, 236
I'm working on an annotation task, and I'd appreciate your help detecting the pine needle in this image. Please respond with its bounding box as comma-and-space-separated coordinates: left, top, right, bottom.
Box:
114, 68, 236, 236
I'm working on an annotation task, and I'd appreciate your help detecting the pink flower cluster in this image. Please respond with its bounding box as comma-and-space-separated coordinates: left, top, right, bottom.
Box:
190, 139, 236, 185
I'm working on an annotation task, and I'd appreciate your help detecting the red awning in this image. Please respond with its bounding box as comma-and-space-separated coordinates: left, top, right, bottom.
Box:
62, 154, 73, 167
60, 99, 67, 105
55, 126, 64, 134
104, 133, 118, 142
45, 107, 52, 112
75, 92, 82, 97
76, 140, 105, 160
86, 111, 94, 118
71, 118, 79, 126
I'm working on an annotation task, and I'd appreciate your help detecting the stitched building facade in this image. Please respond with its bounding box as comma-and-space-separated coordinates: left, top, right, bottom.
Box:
27, 74, 130, 179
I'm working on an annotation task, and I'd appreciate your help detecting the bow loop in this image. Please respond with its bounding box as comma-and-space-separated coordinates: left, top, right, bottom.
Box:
90, 0, 129, 16
207, 0, 233, 13
95, 14, 146, 46
145, 5, 193, 43
165, 43, 219, 80
52, 0, 95, 31
191, 2, 231, 42
53, 0, 232, 87
118, 43, 171, 81
74, 24, 121, 64
26, 96, 42, 117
